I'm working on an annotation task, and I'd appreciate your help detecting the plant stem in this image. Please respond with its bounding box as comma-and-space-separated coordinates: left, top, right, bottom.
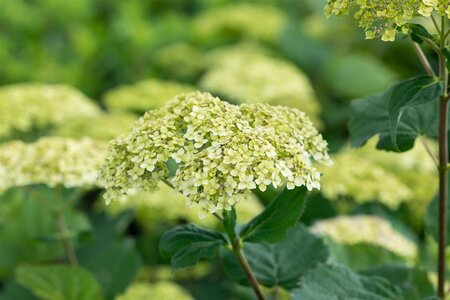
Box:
438, 16, 449, 300
55, 210, 78, 267
231, 238, 266, 300
410, 38, 436, 77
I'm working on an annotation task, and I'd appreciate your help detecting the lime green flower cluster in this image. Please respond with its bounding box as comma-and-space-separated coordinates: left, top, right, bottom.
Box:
0, 137, 107, 193
325, 0, 446, 41
115, 281, 192, 300
0, 83, 101, 139
100, 92, 331, 216
320, 139, 437, 209
103, 182, 264, 229
103, 79, 195, 114
53, 113, 137, 141
192, 4, 285, 44
152, 43, 206, 82
200, 52, 321, 123
312, 215, 418, 260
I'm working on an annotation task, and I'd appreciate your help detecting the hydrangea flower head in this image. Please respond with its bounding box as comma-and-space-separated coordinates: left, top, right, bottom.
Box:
0, 83, 101, 139
0, 137, 107, 193
100, 92, 331, 216
325, 0, 450, 41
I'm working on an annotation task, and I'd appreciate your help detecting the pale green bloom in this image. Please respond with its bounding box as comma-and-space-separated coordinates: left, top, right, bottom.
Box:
0, 137, 107, 193
0, 83, 101, 139
325, 0, 450, 41
200, 52, 321, 124
192, 4, 285, 44
115, 281, 192, 300
152, 43, 206, 82
100, 92, 331, 216
103, 79, 195, 114
102, 182, 264, 230
52, 113, 137, 141
320, 138, 437, 210
312, 215, 418, 260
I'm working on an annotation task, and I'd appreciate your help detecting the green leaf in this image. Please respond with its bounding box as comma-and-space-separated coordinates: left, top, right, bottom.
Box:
386, 76, 442, 150
76, 213, 141, 299
325, 53, 397, 99
0, 187, 91, 279
159, 224, 226, 270
221, 225, 329, 290
326, 240, 407, 271
0, 280, 36, 300
409, 24, 434, 43
239, 186, 307, 243
349, 76, 442, 152
222, 207, 237, 242
360, 265, 436, 300
16, 265, 103, 300
291, 264, 404, 300
425, 181, 450, 246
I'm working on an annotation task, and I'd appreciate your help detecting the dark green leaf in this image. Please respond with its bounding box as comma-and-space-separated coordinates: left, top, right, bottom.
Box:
386, 76, 442, 150
221, 225, 328, 290
16, 265, 103, 300
159, 224, 226, 270
291, 264, 404, 300
239, 186, 307, 243
349, 76, 442, 152
360, 265, 436, 300
409, 24, 433, 40
0, 280, 36, 300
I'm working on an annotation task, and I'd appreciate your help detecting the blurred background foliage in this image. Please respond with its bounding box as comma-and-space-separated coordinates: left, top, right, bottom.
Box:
0, 0, 447, 299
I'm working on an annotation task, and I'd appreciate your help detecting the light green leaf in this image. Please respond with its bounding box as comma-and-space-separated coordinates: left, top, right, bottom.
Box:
221, 225, 328, 290
16, 265, 103, 300
159, 224, 226, 270
291, 264, 404, 300
239, 186, 307, 243
349, 76, 442, 152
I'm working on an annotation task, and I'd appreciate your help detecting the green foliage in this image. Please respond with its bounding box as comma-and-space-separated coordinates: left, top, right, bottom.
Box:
76, 213, 142, 299
349, 76, 442, 152
16, 265, 103, 300
361, 265, 436, 300
325, 53, 397, 100
326, 241, 407, 271
159, 224, 227, 270
239, 187, 307, 243
291, 264, 404, 300
221, 225, 329, 290
0, 187, 90, 279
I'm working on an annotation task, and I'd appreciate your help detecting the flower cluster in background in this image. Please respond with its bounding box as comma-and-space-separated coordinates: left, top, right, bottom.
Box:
0, 137, 107, 193
312, 215, 418, 260
0, 84, 100, 141
200, 52, 321, 125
